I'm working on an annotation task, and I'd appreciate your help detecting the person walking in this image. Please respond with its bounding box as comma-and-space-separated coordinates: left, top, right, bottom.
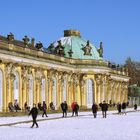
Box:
92, 103, 98, 118
101, 101, 108, 118
61, 101, 68, 117
122, 101, 127, 115
75, 102, 79, 116
24, 101, 30, 112
71, 101, 76, 116
29, 104, 39, 128
134, 104, 137, 111
42, 101, 48, 117
117, 102, 122, 115
38, 102, 42, 111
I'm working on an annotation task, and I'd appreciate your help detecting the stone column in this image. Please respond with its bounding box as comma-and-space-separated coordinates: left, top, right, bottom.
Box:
104, 82, 108, 103
95, 78, 101, 104
114, 82, 119, 104
32, 69, 36, 104
80, 80, 84, 106
68, 80, 72, 106
124, 84, 128, 103
35, 80, 40, 104
46, 75, 51, 107
56, 73, 59, 109
45, 75, 49, 107
107, 83, 111, 104
3, 64, 7, 111
26, 80, 29, 106
65, 75, 69, 104
49, 78, 53, 104
111, 81, 115, 104
83, 80, 86, 106
76, 80, 81, 106
58, 73, 62, 106
21, 79, 25, 109
116, 83, 121, 103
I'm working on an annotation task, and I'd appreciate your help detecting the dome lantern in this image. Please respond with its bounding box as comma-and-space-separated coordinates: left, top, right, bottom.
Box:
64, 30, 81, 37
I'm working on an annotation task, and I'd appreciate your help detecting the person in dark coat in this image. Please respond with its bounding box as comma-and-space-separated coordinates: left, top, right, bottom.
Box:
99, 102, 102, 109
75, 102, 79, 116
101, 101, 108, 118
8, 102, 14, 112
29, 104, 39, 128
14, 100, 21, 112
117, 102, 121, 114
122, 102, 127, 115
24, 102, 30, 112
92, 103, 98, 118
38, 102, 42, 111
50, 102, 55, 110
134, 104, 137, 111
42, 101, 48, 117
61, 101, 68, 117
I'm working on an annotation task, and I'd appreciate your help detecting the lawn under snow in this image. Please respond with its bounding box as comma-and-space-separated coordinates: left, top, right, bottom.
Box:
0, 108, 140, 140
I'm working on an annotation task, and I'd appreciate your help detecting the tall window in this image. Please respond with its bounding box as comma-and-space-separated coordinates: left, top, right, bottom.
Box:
14, 72, 19, 102
86, 79, 94, 108
29, 75, 33, 108
41, 79, 45, 102
0, 70, 3, 111
52, 77, 57, 107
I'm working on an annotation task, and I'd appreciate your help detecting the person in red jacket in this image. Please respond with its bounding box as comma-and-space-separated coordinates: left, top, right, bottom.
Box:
71, 101, 76, 116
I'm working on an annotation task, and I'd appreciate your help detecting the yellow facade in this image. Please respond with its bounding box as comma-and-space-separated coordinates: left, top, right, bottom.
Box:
0, 31, 129, 112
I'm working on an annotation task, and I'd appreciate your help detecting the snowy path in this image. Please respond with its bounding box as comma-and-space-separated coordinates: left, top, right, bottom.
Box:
0, 108, 140, 140
0, 107, 139, 126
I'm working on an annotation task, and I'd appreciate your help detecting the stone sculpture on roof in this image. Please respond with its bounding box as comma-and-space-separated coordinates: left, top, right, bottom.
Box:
98, 42, 103, 57
54, 40, 65, 56
82, 40, 92, 56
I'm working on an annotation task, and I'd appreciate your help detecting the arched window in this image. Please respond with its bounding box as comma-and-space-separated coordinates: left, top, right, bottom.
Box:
41, 78, 45, 102
52, 77, 57, 107
63, 78, 67, 101
14, 72, 19, 102
86, 79, 94, 108
29, 75, 33, 108
0, 69, 3, 111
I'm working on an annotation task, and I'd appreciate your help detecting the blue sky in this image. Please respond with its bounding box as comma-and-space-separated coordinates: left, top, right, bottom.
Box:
0, 0, 140, 64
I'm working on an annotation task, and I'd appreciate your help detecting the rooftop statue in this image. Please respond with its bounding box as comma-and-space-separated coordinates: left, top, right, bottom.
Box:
68, 49, 73, 57
23, 36, 30, 47
82, 40, 92, 56
48, 43, 55, 53
54, 40, 65, 56
7, 32, 14, 42
35, 41, 43, 49
98, 42, 103, 57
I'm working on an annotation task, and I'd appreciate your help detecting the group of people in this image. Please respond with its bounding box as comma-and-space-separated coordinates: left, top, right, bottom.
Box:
29, 101, 80, 128
117, 102, 138, 115
92, 101, 136, 118
9, 100, 137, 128
92, 101, 108, 118
60, 101, 79, 117
117, 102, 127, 115
8, 100, 21, 112
37, 101, 48, 117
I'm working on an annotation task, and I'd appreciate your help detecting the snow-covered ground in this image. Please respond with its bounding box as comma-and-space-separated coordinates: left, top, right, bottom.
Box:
0, 108, 140, 140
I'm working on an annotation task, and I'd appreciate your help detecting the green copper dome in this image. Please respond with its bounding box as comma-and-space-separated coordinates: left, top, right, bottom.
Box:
47, 30, 103, 60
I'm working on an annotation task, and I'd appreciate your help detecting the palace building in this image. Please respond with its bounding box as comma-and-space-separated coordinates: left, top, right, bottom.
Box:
0, 30, 129, 112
